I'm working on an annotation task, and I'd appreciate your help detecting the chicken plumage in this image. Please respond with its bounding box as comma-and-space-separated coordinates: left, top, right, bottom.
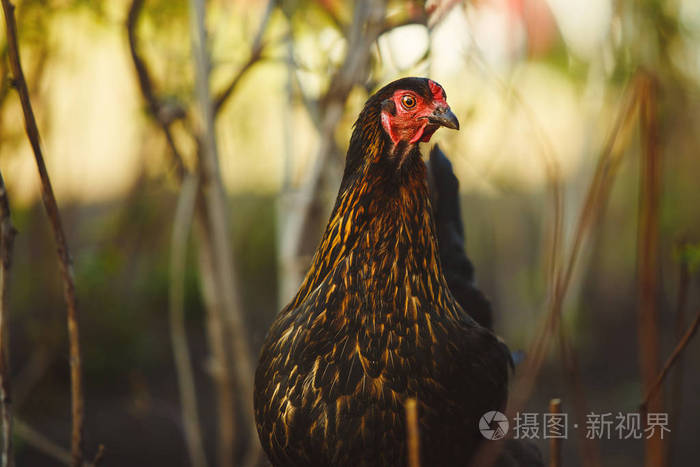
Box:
255, 77, 511, 466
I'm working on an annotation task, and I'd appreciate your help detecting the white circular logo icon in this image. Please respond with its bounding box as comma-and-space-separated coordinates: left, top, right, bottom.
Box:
479, 411, 509, 440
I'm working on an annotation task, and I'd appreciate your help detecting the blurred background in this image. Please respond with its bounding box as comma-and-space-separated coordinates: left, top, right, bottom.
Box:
1, 0, 699, 465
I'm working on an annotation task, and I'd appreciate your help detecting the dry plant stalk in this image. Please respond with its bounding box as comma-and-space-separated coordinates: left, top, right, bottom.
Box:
509, 75, 643, 419
0, 171, 16, 467
214, 0, 274, 114
169, 174, 208, 467
641, 308, 700, 415
465, 75, 644, 467
193, 211, 237, 467
125, 9, 226, 462
126, 0, 187, 180
1, 1, 85, 465
669, 242, 690, 464
558, 327, 600, 467
548, 398, 562, 467
127, 0, 274, 464
14, 419, 72, 466
188, 0, 261, 464
405, 398, 421, 467
636, 74, 666, 467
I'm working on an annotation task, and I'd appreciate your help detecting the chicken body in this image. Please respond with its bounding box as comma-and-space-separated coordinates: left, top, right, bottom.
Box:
255, 78, 511, 466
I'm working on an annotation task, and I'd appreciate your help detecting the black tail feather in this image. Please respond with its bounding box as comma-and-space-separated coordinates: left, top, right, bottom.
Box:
429, 144, 494, 330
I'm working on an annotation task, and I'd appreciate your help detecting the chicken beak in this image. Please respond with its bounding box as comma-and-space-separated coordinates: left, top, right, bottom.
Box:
427, 106, 460, 130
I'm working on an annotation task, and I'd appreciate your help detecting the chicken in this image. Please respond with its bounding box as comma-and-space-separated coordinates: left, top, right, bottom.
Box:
255, 77, 511, 466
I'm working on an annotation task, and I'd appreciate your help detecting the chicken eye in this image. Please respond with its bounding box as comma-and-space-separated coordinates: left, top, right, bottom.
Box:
401, 95, 416, 109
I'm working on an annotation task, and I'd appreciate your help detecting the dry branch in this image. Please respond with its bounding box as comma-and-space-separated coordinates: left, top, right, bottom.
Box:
558, 328, 600, 467
426, 0, 462, 30
1, 1, 85, 465
636, 74, 666, 467
467, 74, 644, 467
0, 170, 16, 467
188, 0, 261, 464
14, 418, 103, 467
508, 76, 643, 420
127, 0, 269, 463
405, 398, 420, 467
214, 0, 275, 114
548, 399, 562, 467
126, 0, 187, 181
640, 308, 700, 415
669, 241, 690, 464
460, 27, 565, 324
169, 174, 208, 467
14, 419, 72, 466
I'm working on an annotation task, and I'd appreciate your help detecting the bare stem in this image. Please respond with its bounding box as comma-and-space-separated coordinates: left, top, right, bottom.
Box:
188, 0, 260, 464
508, 75, 642, 419
0, 170, 16, 467
405, 398, 421, 467
14, 419, 72, 466
127, 0, 263, 462
1, 1, 84, 465
548, 399, 562, 467
213, 0, 275, 114
169, 174, 208, 467
636, 73, 666, 467
669, 241, 690, 465
640, 308, 700, 415
126, 0, 187, 180
559, 327, 600, 467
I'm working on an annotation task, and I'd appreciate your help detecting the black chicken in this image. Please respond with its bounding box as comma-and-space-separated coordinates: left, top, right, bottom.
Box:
255, 78, 511, 466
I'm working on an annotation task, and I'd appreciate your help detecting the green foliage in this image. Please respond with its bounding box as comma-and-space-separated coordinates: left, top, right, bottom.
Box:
676, 242, 700, 274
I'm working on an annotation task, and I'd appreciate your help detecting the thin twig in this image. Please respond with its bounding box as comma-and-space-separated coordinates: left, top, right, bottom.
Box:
14, 418, 101, 467
636, 73, 666, 467
669, 240, 690, 466
213, 0, 275, 114
192, 201, 237, 467
188, 1, 235, 463
126, 0, 187, 181
405, 398, 421, 467
0, 170, 16, 467
188, 0, 261, 464
1, 2, 85, 465
466, 75, 643, 467
558, 327, 600, 467
548, 398, 562, 467
14, 419, 72, 466
508, 77, 641, 425
169, 174, 208, 467
126, 0, 259, 463
640, 308, 700, 414
461, 26, 565, 331
426, 0, 462, 31
90, 445, 104, 467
